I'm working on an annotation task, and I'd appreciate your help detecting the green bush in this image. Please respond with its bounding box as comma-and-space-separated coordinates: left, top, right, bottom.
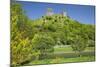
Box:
32, 34, 55, 59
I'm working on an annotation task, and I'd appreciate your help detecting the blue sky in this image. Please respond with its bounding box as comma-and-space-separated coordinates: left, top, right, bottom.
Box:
17, 1, 95, 24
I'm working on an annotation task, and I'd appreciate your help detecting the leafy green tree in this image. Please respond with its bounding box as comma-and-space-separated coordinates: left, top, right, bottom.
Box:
11, 4, 35, 66
32, 33, 55, 59
71, 34, 87, 57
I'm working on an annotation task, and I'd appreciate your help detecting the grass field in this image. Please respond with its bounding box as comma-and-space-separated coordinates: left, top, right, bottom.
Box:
54, 45, 95, 53
54, 46, 73, 53
27, 56, 95, 65
22, 46, 95, 66
20, 46, 95, 66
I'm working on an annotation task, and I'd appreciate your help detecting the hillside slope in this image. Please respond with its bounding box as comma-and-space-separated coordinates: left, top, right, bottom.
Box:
32, 14, 95, 46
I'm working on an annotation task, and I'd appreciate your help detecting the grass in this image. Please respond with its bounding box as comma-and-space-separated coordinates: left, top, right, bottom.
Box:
85, 47, 95, 51
54, 46, 95, 53
54, 46, 73, 53
21, 46, 95, 66
55, 47, 72, 51
27, 56, 95, 65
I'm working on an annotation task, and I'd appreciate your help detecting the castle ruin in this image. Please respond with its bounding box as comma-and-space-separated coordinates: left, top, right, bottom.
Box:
46, 8, 67, 17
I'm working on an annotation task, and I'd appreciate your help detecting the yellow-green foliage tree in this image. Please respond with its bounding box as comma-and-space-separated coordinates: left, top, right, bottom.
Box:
11, 4, 35, 65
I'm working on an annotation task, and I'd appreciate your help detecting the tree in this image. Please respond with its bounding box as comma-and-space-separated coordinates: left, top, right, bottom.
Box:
71, 35, 87, 57
11, 4, 34, 66
32, 33, 55, 59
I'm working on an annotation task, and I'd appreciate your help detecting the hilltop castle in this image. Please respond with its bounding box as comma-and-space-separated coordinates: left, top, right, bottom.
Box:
62, 11, 67, 17
46, 8, 67, 17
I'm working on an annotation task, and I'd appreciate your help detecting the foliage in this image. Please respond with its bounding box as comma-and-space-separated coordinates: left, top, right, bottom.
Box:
11, 4, 35, 65
32, 33, 55, 59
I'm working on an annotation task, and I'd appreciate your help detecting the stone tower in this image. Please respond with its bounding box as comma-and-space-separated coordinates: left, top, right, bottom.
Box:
46, 8, 54, 16
62, 11, 67, 17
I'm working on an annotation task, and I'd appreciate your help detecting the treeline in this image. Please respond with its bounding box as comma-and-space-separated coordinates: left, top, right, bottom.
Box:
11, 4, 95, 66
